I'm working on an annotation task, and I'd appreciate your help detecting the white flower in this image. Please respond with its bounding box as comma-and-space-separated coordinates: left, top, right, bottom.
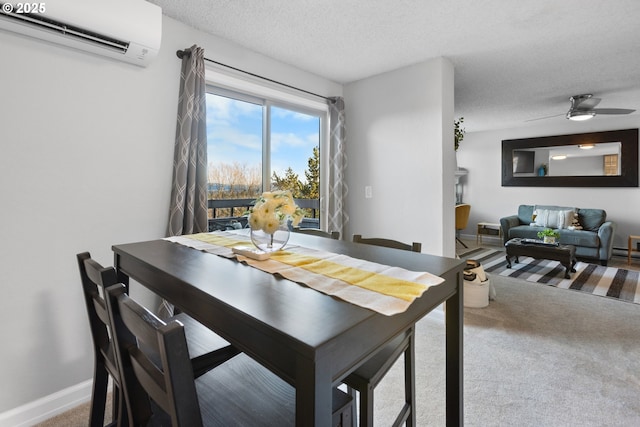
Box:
247, 190, 305, 234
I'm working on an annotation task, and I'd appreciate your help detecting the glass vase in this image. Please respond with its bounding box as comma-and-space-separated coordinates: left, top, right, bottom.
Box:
250, 225, 290, 252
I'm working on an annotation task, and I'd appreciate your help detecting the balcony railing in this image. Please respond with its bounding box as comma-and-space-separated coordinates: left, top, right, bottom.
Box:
207, 198, 320, 231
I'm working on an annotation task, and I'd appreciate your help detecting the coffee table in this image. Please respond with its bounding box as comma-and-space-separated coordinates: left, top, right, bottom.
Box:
505, 238, 577, 279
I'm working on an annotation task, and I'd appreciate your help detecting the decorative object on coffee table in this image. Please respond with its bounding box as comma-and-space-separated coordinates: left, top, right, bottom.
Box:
537, 228, 560, 244
505, 238, 577, 279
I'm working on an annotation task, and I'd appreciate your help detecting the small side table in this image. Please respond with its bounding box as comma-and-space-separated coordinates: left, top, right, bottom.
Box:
476, 222, 502, 245
628, 235, 640, 264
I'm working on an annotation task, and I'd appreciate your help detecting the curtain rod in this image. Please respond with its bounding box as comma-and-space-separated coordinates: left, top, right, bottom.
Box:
176, 49, 333, 102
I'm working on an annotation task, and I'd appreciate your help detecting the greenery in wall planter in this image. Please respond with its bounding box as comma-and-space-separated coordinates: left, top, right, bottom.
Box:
537, 228, 560, 243
454, 117, 465, 151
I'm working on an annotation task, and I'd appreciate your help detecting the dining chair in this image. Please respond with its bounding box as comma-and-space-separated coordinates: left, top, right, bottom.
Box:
455, 204, 471, 248
293, 226, 340, 240
76, 253, 126, 427
346, 235, 421, 426
77, 252, 241, 426
105, 283, 354, 426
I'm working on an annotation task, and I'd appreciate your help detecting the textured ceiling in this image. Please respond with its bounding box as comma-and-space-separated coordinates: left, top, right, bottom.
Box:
149, 0, 640, 132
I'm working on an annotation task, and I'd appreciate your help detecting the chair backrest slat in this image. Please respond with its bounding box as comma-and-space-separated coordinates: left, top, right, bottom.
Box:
293, 227, 340, 239
352, 234, 422, 252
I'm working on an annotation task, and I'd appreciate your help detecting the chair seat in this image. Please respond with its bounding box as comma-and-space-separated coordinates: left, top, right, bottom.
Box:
344, 331, 410, 386
197, 353, 353, 426
343, 328, 414, 427
173, 313, 240, 377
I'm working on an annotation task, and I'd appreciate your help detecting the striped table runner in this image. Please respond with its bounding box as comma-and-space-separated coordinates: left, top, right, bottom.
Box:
164, 231, 444, 316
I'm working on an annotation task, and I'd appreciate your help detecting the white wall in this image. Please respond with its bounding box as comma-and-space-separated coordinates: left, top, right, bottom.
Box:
456, 115, 640, 250
343, 58, 456, 257
0, 15, 341, 421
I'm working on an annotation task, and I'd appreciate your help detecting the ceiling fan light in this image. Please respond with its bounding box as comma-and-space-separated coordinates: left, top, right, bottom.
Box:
567, 110, 595, 121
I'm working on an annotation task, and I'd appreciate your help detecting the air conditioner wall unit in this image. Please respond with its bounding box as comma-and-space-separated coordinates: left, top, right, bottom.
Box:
0, 0, 162, 67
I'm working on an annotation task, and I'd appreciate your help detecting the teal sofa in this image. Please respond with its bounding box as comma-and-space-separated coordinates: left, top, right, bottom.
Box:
500, 204, 616, 266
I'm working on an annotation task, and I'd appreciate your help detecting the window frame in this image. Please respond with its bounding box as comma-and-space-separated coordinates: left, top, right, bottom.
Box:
204, 71, 330, 229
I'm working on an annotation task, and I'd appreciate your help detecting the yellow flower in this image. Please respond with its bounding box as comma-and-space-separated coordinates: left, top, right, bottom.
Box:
247, 190, 305, 234
263, 218, 280, 234
248, 210, 265, 230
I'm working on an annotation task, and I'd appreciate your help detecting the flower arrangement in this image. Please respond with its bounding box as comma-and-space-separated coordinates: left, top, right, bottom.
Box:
247, 190, 305, 234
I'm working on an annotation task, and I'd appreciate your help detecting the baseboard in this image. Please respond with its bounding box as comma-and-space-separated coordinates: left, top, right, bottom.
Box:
0, 380, 92, 427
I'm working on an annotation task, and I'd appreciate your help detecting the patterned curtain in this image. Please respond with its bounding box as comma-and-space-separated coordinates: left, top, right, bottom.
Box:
167, 45, 208, 237
327, 97, 349, 237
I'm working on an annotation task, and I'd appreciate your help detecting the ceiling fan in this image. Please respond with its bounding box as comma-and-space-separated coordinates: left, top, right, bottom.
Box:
527, 94, 636, 122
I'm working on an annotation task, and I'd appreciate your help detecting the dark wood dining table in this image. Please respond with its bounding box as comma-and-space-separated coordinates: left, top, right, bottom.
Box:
113, 232, 465, 426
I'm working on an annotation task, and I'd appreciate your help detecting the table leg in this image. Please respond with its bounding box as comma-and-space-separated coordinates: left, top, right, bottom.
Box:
505, 254, 520, 268
295, 355, 332, 425
404, 328, 416, 427
562, 256, 578, 279
445, 271, 463, 426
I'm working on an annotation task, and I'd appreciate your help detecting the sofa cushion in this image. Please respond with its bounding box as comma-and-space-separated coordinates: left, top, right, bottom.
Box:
577, 208, 606, 231
508, 225, 545, 240
507, 226, 600, 248
558, 229, 600, 248
531, 208, 575, 229
517, 205, 536, 225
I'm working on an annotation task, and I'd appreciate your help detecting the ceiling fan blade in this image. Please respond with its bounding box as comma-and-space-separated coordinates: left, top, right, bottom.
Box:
525, 113, 565, 122
575, 97, 601, 110
593, 108, 636, 115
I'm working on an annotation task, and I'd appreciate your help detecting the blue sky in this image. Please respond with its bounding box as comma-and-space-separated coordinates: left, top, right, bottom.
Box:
206, 93, 319, 183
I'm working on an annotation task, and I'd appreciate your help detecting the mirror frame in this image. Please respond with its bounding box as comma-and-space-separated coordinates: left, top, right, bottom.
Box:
502, 128, 638, 187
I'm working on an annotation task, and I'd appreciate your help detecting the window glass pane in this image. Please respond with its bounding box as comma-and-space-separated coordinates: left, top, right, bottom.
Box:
270, 106, 321, 224
206, 93, 263, 200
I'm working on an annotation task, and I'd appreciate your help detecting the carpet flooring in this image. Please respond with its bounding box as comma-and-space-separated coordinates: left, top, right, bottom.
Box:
461, 247, 640, 305
373, 274, 640, 426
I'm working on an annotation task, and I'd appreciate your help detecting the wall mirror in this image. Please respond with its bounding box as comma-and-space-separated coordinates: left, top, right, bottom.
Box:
502, 128, 638, 187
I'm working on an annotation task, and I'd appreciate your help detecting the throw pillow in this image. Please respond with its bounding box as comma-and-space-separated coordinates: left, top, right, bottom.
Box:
530, 208, 575, 229
579, 209, 606, 231
558, 209, 575, 229
531, 209, 554, 227
569, 211, 583, 230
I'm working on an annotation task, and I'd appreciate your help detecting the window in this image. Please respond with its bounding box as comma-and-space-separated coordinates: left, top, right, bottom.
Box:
205, 86, 327, 231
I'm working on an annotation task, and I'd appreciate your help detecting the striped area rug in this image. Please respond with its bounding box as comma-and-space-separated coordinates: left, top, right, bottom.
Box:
461, 247, 640, 304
